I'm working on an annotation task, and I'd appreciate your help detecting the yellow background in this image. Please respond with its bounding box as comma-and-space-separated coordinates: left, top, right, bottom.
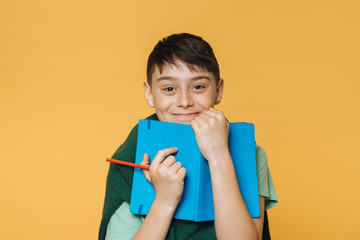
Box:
1, 0, 359, 239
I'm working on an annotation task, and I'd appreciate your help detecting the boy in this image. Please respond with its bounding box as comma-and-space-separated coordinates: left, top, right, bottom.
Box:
99, 33, 277, 240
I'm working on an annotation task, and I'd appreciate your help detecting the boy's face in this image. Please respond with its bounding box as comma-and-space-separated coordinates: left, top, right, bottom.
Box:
143, 60, 224, 124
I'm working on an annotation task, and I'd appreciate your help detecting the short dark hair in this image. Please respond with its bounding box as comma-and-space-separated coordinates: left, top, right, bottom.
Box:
146, 33, 220, 86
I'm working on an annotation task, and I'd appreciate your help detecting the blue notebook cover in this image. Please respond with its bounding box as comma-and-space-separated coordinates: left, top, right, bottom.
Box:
130, 119, 260, 221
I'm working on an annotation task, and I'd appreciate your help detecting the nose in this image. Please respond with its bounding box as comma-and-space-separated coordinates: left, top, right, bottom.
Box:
176, 89, 194, 108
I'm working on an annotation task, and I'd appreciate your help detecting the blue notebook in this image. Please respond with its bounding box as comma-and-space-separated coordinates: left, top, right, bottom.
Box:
130, 119, 260, 221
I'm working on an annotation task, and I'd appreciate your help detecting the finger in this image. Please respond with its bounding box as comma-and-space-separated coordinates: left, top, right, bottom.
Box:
151, 147, 178, 168
161, 155, 176, 168
140, 153, 151, 182
202, 111, 218, 122
190, 117, 200, 130
208, 107, 218, 112
204, 108, 220, 117
204, 109, 225, 122
195, 114, 213, 127
140, 152, 150, 166
168, 161, 182, 174
177, 167, 186, 180
198, 109, 211, 118
204, 107, 223, 117
195, 114, 208, 123
191, 115, 208, 133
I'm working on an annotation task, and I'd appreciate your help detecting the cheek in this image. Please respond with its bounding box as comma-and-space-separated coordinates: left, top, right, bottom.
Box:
200, 101, 215, 109
154, 95, 173, 111
195, 93, 217, 108
195, 100, 214, 110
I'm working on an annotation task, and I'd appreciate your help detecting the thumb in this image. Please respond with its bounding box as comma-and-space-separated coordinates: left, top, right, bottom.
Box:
140, 153, 151, 183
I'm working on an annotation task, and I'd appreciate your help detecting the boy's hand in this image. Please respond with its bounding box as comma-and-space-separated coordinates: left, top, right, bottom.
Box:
190, 108, 230, 164
140, 147, 186, 209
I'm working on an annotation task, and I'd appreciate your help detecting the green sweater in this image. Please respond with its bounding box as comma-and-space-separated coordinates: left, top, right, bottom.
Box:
99, 114, 276, 239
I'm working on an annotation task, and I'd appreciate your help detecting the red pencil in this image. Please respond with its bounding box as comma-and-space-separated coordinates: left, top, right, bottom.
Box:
106, 158, 150, 170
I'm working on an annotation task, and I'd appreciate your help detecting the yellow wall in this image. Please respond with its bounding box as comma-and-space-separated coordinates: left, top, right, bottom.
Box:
1, 0, 359, 239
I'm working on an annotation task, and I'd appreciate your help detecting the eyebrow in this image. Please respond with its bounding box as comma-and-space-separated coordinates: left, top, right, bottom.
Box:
157, 75, 211, 82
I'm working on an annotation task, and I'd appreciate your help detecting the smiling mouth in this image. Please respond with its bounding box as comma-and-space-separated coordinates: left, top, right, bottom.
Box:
173, 113, 199, 118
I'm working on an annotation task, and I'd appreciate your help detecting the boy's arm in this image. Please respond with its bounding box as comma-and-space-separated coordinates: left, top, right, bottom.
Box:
133, 148, 186, 240
191, 108, 263, 240
132, 199, 176, 240
207, 151, 264, 240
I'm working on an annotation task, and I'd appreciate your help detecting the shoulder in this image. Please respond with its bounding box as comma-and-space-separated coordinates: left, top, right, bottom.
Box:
112, 114, 158, 157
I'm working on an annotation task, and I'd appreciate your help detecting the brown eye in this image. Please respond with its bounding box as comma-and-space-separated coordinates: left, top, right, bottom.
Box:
193, 85, 205, 90
164, 87, 175, 92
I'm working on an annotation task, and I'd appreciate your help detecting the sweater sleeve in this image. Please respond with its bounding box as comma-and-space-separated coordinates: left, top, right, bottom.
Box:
105, 201, 144, 240
255, 144, 278, 210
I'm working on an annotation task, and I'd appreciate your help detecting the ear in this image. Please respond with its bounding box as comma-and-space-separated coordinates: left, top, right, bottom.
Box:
215, 78, 224, 105
143, 82, 155, 108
